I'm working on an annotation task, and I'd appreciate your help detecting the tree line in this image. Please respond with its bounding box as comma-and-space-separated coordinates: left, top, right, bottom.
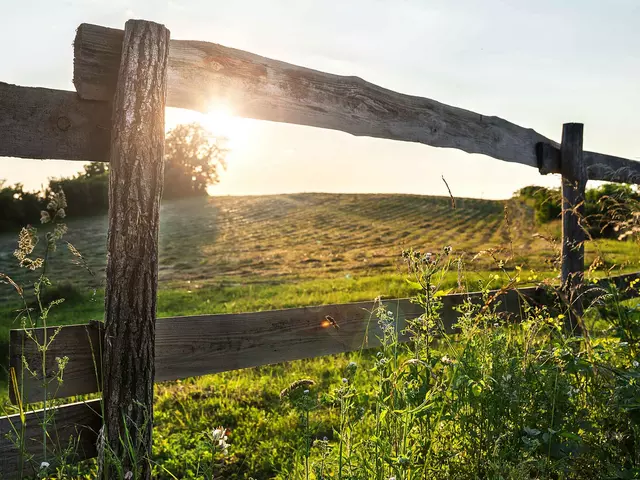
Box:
0, 123, 227, 232
515, 183, 640, 239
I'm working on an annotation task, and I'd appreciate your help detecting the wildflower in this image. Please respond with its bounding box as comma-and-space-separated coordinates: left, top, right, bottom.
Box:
632, 360, 639, 368
342, 377, 348, 384
303, 389, 309, 395
124, 472, 133, 480
443, 245, 452, 254
40, 461, 50, 470
14, 227, 37, 259
345, 361, 358, 377
441, 355, 455, 365
210, 427, 229, 455
422, 252, 435, 264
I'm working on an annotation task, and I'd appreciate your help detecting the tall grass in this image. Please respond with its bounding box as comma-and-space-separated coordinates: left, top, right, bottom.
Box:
280, 247, 640, 479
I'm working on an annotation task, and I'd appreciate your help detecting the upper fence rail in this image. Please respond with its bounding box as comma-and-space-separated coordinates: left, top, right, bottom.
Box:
1, 23, 639, 185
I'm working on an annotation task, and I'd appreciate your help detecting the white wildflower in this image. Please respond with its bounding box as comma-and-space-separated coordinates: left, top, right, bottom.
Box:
40, 461, 50, 470
210, 427, 229, 456
124, 471, 133, 479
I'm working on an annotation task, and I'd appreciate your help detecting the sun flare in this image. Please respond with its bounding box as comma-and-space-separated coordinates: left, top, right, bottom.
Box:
201, 103, 251, 150
165, 104, 253, 151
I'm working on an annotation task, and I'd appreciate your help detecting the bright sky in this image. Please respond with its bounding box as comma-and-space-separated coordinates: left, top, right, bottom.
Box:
1, 0, 639, 199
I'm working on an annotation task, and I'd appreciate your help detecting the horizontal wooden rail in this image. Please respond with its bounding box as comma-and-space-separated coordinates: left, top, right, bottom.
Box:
10, 272, 640, 404
73, 24, 549, 168
0, 399, 101, 478
11, 285, 555, 404
537, 142, 640, 184
0, 82, 111, 161
71, 24, 640, 184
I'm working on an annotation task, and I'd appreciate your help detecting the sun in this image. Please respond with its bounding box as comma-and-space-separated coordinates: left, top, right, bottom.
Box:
165, 104, 253, 151
201, 103, 251, 150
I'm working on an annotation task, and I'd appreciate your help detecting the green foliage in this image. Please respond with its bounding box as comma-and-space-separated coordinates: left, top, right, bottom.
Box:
163, 123, 228, 199
276, 251, 640, 480
0, 122, 228, 232
585, 183, 640, 239
516, 184, 640, 240
48, 162, 109, 219
1, 194, 640, 479
515, 185, 562, 224
0, 182, 42, 233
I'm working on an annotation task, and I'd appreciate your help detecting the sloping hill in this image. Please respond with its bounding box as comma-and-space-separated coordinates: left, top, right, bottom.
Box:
0, 192, 549, 293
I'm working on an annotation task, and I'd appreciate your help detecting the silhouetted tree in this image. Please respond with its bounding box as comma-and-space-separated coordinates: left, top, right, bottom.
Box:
163, 123, 228, 198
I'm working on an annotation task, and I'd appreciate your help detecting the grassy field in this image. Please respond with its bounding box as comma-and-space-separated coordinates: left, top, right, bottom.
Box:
1, 193, 639, 478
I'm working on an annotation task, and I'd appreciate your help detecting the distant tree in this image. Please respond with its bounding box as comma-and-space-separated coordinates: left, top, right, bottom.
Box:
48, 162, 109, 218
0, 182, 43, 232
82, 161, 109, 178
515, 186, 562, 224
163, 123, 228, 199
515, 183, 640, 239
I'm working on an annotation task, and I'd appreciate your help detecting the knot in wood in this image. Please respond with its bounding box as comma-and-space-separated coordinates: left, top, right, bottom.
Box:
57, 116, 72, 131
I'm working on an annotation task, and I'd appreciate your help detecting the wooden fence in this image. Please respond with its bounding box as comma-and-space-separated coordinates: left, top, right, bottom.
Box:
1, 18, 640, 478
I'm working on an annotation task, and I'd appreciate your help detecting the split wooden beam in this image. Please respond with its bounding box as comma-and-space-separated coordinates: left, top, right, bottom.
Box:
72, 23, 640, 184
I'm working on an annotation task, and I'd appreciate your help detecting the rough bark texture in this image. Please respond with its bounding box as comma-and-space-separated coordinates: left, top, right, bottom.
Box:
101, 20, 169, 479
0, 82, 111, 161
560, 123, 587, 333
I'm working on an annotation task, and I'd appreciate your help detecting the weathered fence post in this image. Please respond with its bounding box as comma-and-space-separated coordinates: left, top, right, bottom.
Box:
101, 20, 169, 479
560, 123, 586, 333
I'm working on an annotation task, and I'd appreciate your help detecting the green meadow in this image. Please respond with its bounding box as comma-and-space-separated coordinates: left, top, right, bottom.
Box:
1, 193, 639, 478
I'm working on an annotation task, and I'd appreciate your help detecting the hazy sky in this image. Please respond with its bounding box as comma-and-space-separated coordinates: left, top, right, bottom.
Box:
1, 0, 639, 199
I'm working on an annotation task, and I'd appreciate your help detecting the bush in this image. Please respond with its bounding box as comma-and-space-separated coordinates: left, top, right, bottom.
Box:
0, 183, 43, 233
515, 185, 562, 224
47, 165, 109, 218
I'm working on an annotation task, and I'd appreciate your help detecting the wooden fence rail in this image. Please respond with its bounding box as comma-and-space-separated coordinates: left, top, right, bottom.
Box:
2, 24, 639, 185
2, 272, 639, 475
8, 272, 640, 404
71, 24, 640, 185
0, 82, 111, 161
